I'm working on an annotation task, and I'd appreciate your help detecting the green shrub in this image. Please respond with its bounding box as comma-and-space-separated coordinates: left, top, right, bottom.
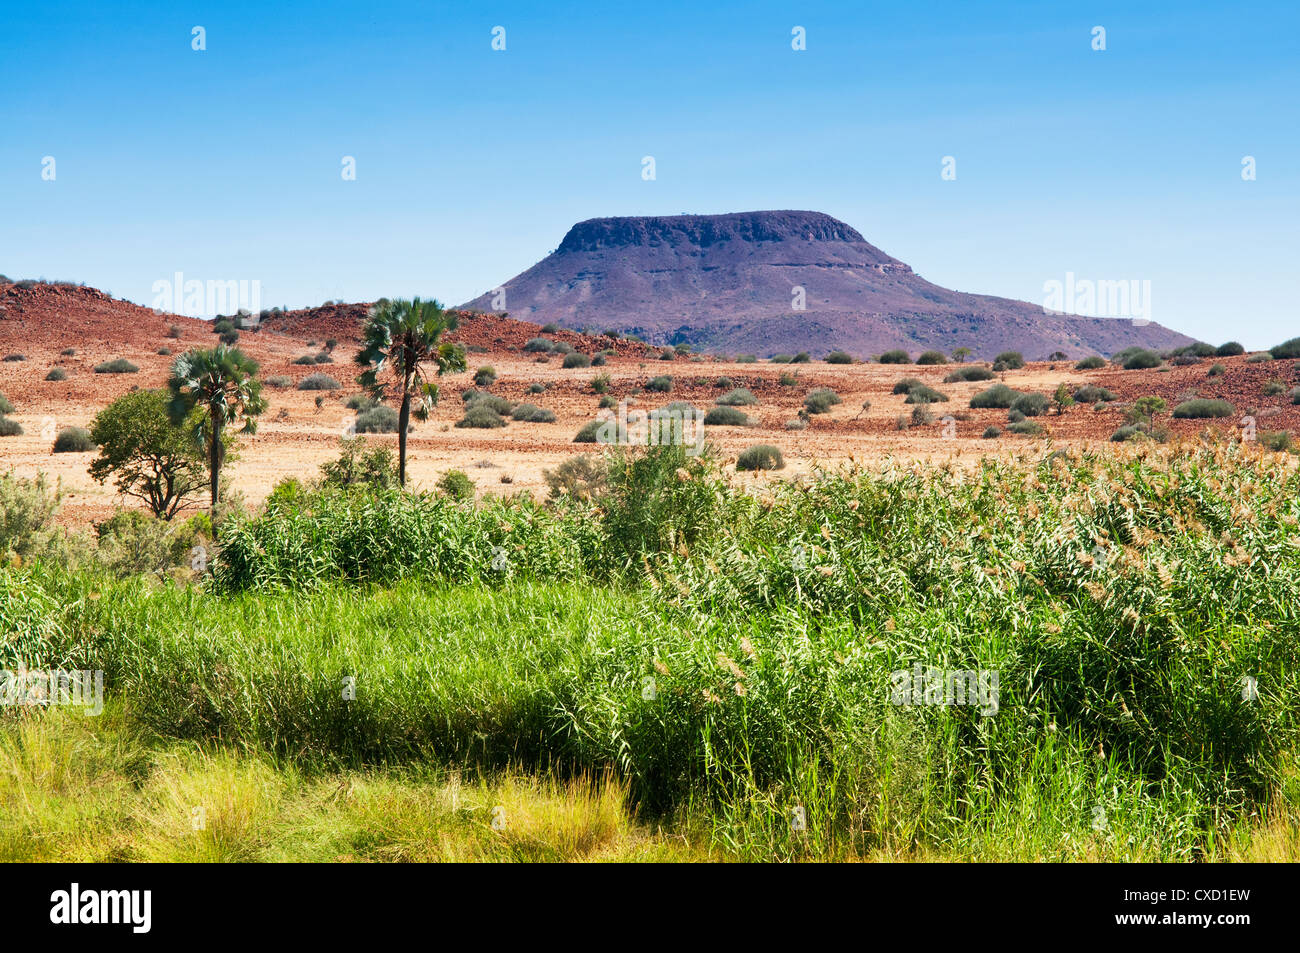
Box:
981, 425, 1001, 439
716, 388, 758, 406
891, 377, 925, 395
94, 358, 138, 374
313, 352, 333, 364
910, 405, 935, 426
0, 416, 24, 436
266, 375, 293, 388
1216, 341, 1245, 356
0, 394, 12, 415
659, 349, 676, 361
1259, 431, 1293, 453
943, 366, 995, 383
1263, 380, 1286, 397
473, 366, 497, 386
1074, 355, 1106, 370
298, 373, 340, 390
467, 394, 514, 415
878, 349, 911, 364
645, 376, 673, 393
735, 354, 757, 364
157, 347, 172, 356
1122, 350, 1162, 370
541, 323, 559, 333
436, 469, 475, 501
1111, 425, 1146, 442
543, 454, 607, 501
791, 352, 811, 364
52, 427, 95, 453
3, 353, 26, 362
1269, 337, 1300, 359
1246, 352, 1273, 364
574, 419, 603, 443
457, 405, 507, 428
528, 382, 547, 395
511, 403, 556, 423
563, 353, 591, 369
344, 393, 378, 411
44, 368, 68, 381
166, 326, 182, 339
0, 471, 58, 556
736, 444, 784, 471
1208, 364, 1226, 377
318, 437, 398, 490
523, 337, 554, 353
591, 373, 611, 394
993, 351, 1025, 369
60, 347, 77, 356
916, 350, 948, 365
1007, 419, 1045, 436
803, 388, 842, 414
771, 354, 793, 364
1009, 392, 1050, 417
598, 395, 616, 409
292, 355, 317, 365
904, 385, 948, 404
704, 406, 751, 426
825, 351, 853, 364
219, 330, 240, 346
1073, 385, 1117, 403
970, 383, 1021, 408
354, 406, 402, 433
1172, 398, 1235, 419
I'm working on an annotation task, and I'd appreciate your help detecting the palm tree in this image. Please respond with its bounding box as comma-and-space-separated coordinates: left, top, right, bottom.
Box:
167, 346, 267, 521
355, 297, 466, 486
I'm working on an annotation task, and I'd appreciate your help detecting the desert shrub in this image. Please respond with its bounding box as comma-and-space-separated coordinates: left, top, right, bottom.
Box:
1246, 352, 1273, 364
591, 354, 606, 367
1007, 409, 1026, 424
943, 366, 995, 383
1208, 364, 1226, 377
778, 373, 798, 387
825, 351, 853, 364
1009, 392, 1050, 417
44, 368, 68, 381
1172, 354, 1201, 366
993, 351, 1025, 369
714, 377, 733, 389
803, 388, 842, 414
598, 395, 617, 409
266, 375, 292, 388
60, 347, 77, 356
167, 326, 182, 339
970, 383, 1021, 408
717, 388, 758, 406
916, 350, 948, 365
157, 347, 172, 356
785, 418, 806, 430
298, 373, 340, 390
1216, 341, 1245, 356
1263, 380, 1286, 397
0, 471, 59, 557
1259, 431, 1293, 453
1291, 386, 1300, 405
524, 337, 554, 353
354, 406, 402, 433
436, 469, 475, 501
467, 394, 514, 415
292, 355, 317, 365
645, 376, 673, 393
563, 352, 591, 369
0, 417, 24, 436
528, 382, 546, 395
892, 377, 925, 395
1007, 420, 1045, 436
904, 385, 948, 404
541, 323, 559, 333
771, 354, 793, 364
573, 420, 603, 443
792, 352, 811, 364
313, 352, 333, 364
511, 403, 556, 423
1111, 425, 1146, 442
325, 338, 339, 351
1074, 355, 1106, 370
659, 349, 676, 361
543, 454, 607, 501
457, 405, 507, 428
318, 437, 398, 490
0, 394, 14, 415
736, 444, 784, 471
878, 350, 911, 364
212, 318, 235, 334
1269, 337, 1300, 359
344, 394, 378, 411
473, 366, 497, 386
982, 426, 1001, 439
219, 330, 240, 346
910, 405, 935, 426
1180, 342, 1217, 358
3, 354, 26, 362
550, 341, 574, 355
704, 406, 750, 426
1173, 398, 1234, 418
735, 354, 757, 364
1122, 350, 1162, 370
52, 427, 95, 453
591, 373, 611, 394
94, 358, 138, 374
1073, 385, 1117, 403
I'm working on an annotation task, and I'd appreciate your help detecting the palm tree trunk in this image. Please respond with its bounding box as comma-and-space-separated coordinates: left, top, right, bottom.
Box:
398, 392, 411, 486
209, 407, 221, 523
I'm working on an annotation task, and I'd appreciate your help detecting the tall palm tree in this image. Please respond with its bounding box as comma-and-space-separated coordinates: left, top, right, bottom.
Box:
355, 297, 466, 486
167, 346, 267, 520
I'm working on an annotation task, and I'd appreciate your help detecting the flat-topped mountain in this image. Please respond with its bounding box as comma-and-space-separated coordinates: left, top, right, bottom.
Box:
460, 210, 1192, 359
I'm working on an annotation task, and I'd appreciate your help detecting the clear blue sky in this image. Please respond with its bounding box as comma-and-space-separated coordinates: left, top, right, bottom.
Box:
2, 0, 1296, 347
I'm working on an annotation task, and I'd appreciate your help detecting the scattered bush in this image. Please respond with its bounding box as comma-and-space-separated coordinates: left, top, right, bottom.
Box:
598, 395, 617, 409
52, 427, 95, 453
1246, 352, 1273, 364
541, 323, 559, 334
735, 354, 757, 364
0, 417, 24, 436
1263, 380, 1286, 397
1216, 341, 1245, 356
1074, 356, 1106, 370
60, 347, 77, 356
645, 376, 673, 393
292, 355, 318, 365
353, 406, 402, 433
704, 406, 751, 426
313, 352, 333, 364
659, 349, 676, 361
1259, 431, 1293, 453
879, 350, 911, 364
466, 394, 514, 416
318, 437, 398, 490
44, 368, 68, 381
993, 351, 1025, 369
791, 352, 811, 364
717, 388, 758, 406
1007, 420, 1045, 436
344, 394, 378, 411
1208, 364, 1226, 377
825, 351, 853, 364
473, 366, 497, 386
511, 403, 556, 423
563, 353, 592, 369
528, 382, 547, 395
916, 350, 948, 365
266, 375, 293, 388
1269, 337, 1300, 359
573, 419, 603, 443
803, 388, 842, 414
0, 394, 13, 415
784, 418, 807, 430
93, 358, 139, 374
1172, 398, 1235, 419
297, 373, 341, 391
982, 426, 1001, 439
736, 444, 784, 471
892, 377, 925, 395
543, 454, 607, 501
219, 330, 240, 346
1073, 385, 1117, 403
1291, 387, 1300, 405
457, 405, 507, 428
3, 354, 26, 362
157, 347, 172, 356
1009, 392, 1050, 417
910, 405, 935, 426
1122, 349, 1162, 370
436, 469, 475, 501
166, 326, 183, 339
943, 366, 995, 383
904, 385, 949, 404
970, 383, 1021, 409
524, 337, 555, 353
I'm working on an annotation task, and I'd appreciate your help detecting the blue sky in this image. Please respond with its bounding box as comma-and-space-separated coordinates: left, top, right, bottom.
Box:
2, 0, 1296, 347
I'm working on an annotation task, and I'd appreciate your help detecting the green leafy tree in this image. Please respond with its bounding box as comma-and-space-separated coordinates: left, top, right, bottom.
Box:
166, 346, 266, 520
951, 346, 972, 363
1052, 382, 1075, 415
88, 389, 208, 519
354, 297, 466, 486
